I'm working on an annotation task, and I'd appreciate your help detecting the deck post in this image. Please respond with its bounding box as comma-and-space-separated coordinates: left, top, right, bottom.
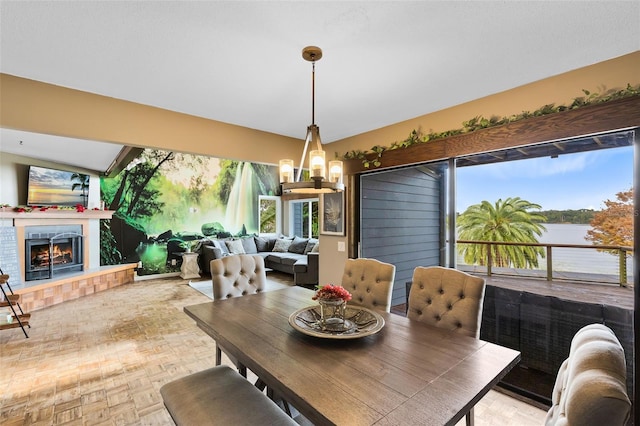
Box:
546, 246, 553, 281
618, 249, 627, 287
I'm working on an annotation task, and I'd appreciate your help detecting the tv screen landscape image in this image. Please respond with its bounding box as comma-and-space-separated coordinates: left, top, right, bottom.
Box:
27, 166, 90, 207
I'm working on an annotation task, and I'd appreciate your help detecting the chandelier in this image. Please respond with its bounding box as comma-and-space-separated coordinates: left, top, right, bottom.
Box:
280, 46, 344, 194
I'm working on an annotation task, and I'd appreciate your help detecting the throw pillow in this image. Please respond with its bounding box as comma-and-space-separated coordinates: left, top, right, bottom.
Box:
304, 238, 318, 254
267, 236, 278, 251
272, 238, 293, 253
254, 236, 270, 252
225, 239, 246, 255
241, 236, 258, 254
212, 239, 229, 255
288, 236, 309, 254
311, 242, 319, 253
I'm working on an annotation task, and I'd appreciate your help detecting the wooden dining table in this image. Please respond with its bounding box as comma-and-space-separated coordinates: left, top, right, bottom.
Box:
184, 286, 521, 426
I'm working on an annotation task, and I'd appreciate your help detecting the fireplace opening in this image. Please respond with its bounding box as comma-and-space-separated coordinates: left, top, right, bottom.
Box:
31, 240, 74, 267
25, 232, 84, 281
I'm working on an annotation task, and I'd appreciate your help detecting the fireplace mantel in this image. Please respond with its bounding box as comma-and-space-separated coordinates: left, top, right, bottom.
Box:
0, 209, 114, 287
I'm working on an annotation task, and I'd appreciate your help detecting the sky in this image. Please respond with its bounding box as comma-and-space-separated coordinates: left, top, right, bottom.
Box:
456, 145, 633, 213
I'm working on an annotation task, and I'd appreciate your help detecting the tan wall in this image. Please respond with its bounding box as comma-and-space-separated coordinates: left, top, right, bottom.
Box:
318, 235, 349, 286
0, 74, 303, 166
2, 52, 638, 166
325, 51, 640, 159
0, 151, 101, 207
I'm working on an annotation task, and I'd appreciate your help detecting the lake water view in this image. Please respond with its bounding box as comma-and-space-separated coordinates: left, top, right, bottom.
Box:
458, 223, 633, 284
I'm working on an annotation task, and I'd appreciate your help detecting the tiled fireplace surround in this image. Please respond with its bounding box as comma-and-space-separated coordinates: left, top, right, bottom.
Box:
0, 210, 136, 312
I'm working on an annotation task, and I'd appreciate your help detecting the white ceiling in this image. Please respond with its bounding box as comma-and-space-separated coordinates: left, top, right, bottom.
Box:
1, 1, 638, 173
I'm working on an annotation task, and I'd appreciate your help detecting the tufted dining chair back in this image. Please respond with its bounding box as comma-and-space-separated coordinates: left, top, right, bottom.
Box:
545, 323, 630, 426
210, 255, 267, 376
341, 258, 396, 313
408, 266, 486, 338
210, 254, 267, 300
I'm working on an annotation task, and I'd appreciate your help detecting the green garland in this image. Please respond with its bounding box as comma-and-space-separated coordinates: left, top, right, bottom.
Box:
342, 84, 640, 169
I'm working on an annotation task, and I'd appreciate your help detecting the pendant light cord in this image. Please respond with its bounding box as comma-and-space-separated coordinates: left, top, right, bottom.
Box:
311, 58, 316, 126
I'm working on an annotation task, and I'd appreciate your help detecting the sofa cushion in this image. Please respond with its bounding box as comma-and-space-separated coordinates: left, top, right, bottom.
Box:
241, 236, 258, 254
293, 262, 307, 273
225, 239, 246, 255
272, 238, 292, 253
304, 238, 318, 254
203, 245, 223, 260
199, 245, 224, 274
311, 242, 319, 253
254, 236, 275, 252
267, 253, 305, 267
212, 239, 230, 255
288, 236, 309, 254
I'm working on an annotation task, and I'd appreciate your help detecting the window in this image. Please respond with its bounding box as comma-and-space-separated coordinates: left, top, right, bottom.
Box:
290, 199, 319, 238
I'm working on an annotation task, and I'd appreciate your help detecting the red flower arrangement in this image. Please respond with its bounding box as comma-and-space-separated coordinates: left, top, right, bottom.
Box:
312, 284, 352, 302
7, 204, 89, 213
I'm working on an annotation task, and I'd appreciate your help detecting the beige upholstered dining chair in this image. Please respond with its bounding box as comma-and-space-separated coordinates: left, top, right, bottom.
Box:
545, 323, 630, 426
211, 254, 292, 416
408, 266, 485, 426
210, 254, 267, 375
408, 266, 486, 338
341, 258, 396, 313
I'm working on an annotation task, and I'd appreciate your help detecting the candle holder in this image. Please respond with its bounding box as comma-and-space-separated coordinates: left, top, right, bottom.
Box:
317, 298, 347, 331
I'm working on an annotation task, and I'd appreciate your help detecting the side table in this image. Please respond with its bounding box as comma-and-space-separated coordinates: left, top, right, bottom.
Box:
180, 252, 200, 279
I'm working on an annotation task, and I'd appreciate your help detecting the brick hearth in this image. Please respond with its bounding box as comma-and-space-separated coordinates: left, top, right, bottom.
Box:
15, 264, 136, 312
1, 209, 137, 312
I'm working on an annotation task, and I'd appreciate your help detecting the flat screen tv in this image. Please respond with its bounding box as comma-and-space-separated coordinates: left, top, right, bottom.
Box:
27, 165, 90, 207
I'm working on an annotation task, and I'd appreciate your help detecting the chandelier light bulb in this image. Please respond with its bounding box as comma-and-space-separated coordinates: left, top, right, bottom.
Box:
279, 159, 294, 183
309, 150, 326, 178
329, 160, 343, 184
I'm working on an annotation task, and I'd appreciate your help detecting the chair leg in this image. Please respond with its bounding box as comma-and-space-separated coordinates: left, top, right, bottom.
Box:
466, 407, 474, 426
217, 344, 246, 377
266, 387, 292, 417
215, 345, 222, 365
237, 363, 247, 378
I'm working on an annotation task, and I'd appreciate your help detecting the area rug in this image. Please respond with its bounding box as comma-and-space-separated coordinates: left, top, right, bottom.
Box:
188, 278, 291, 300
188, 280, 214, 299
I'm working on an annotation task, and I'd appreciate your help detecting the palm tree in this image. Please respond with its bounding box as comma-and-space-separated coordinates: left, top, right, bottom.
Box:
457, 197, 547, 269
71, 173, 90, 207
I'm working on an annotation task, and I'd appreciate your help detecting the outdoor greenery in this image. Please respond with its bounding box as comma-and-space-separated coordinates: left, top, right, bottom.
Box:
456, 187, 633, 269
457, 197, 547, 269
342, 84, 640, 169
586, 188, 633, 250
539, 209, 596, 224
259, 198, 277, 233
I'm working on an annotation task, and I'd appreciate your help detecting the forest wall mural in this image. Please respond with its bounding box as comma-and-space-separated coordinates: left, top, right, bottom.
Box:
100, 148, 279, 276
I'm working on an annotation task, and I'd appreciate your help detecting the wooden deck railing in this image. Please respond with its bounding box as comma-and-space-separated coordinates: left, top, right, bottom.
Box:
456, 240, 633, 286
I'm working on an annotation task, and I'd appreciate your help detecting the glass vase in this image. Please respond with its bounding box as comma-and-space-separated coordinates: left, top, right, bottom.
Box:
318, 298, 347, 331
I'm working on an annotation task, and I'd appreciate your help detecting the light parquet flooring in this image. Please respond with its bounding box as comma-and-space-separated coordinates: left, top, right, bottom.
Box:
1, 274, 547, 425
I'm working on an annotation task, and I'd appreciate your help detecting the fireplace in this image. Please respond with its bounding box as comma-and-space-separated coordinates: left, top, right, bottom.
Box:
24, 225, 84, 281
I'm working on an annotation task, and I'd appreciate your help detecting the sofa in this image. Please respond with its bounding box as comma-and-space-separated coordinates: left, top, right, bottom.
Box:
195, 235, 319, 287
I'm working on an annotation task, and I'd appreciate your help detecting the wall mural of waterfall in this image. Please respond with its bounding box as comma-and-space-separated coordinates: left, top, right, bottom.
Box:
100, 148, 279, 276
225, 162, 259, 234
